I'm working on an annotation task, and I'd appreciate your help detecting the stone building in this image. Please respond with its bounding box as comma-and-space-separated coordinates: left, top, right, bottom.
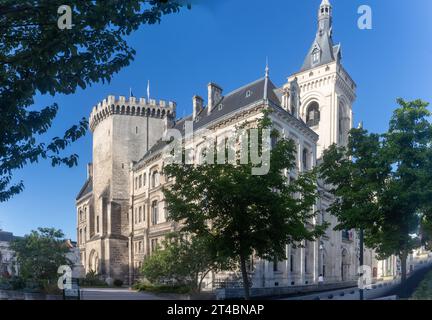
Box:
0, 230, 19, 276
76, 0, 366, 287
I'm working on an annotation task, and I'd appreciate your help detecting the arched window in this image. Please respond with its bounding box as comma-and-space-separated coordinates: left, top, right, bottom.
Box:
306, 102, 320, 127
151, 200, 158, 225
151, 170, 159, 188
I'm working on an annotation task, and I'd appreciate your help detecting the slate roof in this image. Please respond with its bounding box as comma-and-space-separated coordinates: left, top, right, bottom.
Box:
301, 32, 339, 72
0, 230, 14, 242
76, 178, 92, 200
193, 77, 280, 130
135, 76, 282, 166
300, 0, 341, 71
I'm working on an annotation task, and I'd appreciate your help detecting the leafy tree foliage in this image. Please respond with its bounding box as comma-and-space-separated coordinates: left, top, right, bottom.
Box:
0, 0, 185, 201
420, 217, 432, 250
141, 233, 229, 292
163, 110, 326, 299
320, 99, 432, 282
10, 227, 72, 288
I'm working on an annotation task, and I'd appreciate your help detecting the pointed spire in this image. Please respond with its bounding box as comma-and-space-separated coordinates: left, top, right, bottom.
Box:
300, 0, 336, 71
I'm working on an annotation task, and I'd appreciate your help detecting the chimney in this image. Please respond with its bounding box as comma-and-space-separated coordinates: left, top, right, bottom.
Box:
207, 82, 223, 115
87, 163, 93, 179
193, 95, 204, 120
163, 114, 174, 136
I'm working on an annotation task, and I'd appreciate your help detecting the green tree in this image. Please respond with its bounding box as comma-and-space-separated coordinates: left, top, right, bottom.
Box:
10, 227, 72, 289
163, 110, 326, 299
420, 217, 432, 251
320, 99, 432, 283
141, 233, 228, 292
0, 0, 186, 202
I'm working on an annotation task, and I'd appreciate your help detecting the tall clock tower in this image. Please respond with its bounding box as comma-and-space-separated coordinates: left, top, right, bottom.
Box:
287, 0, 356, 158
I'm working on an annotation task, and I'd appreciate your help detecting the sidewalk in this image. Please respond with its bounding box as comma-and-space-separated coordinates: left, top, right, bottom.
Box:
80, 287, 169, 300
282, 256, 432, 300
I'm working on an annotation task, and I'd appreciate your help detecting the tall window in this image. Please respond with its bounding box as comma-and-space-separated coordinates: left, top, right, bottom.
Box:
84, 227, 86, 242
271, 135, 278, 149
290, 252, 295, 273
96, 216, 100, 233
143, 173, 147, 186
138, 174, 142, 188
151, 200, 158, 225
306, 102, 320, 127
139, 206, 142, 223
151, 170, 159, 188
273, 257, 279, 272
79, 229, 82, 244
304, 256, 308, 273
302, 148, 309, 170
151, 238, 159, 252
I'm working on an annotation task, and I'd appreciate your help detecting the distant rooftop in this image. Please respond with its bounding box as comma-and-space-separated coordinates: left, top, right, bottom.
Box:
0, 230, 19, 242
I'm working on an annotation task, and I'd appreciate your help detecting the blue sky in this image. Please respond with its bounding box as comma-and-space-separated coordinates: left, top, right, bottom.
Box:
1, 0, 431, 239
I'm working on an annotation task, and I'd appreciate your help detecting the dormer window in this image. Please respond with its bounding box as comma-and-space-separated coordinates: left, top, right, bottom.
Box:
218, 104, 223, 111
312, 48, 321, 65
245, 90, 252, 98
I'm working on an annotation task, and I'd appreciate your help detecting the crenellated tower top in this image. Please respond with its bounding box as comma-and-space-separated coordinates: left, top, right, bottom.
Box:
89, 95, 176, 132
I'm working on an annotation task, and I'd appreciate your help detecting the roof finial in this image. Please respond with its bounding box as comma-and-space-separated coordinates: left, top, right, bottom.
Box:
263, 57, 269, 101
265, 56, 269, 78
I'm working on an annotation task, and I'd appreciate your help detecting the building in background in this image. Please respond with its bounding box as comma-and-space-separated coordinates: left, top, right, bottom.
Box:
75, 0, 394, 288
0, 230, 19, 277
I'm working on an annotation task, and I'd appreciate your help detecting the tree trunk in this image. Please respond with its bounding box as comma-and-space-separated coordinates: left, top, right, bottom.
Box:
400, 251, 408, 284
239, 254, 250, 300
198, 269, 212, 293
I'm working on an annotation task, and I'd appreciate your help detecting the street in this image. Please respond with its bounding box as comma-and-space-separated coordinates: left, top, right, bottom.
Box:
80, 288, 170, 300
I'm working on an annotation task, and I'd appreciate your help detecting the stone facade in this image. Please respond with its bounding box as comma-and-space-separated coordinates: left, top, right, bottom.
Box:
0, 230, 19, 276
76, 0, 386, 287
